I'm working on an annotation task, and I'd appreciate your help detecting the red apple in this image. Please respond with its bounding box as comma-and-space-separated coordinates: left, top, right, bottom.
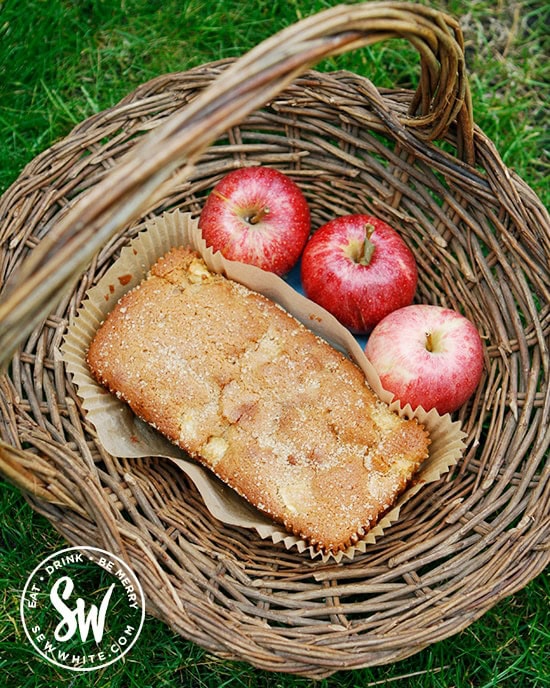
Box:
300, 214, 418, 333
365, 304, 484, 414
198, 166, 311, 276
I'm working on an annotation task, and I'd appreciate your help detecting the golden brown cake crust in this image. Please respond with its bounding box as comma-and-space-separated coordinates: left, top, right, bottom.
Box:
87, 247, 430, 553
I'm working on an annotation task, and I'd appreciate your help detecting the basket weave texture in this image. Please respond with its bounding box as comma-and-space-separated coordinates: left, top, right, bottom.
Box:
0, 3, 548, 678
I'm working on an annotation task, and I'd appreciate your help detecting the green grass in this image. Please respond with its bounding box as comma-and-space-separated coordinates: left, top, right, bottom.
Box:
1, 0, 548, 685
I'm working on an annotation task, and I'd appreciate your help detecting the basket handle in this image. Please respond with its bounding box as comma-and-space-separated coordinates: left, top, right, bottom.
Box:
0, 1, 473, 368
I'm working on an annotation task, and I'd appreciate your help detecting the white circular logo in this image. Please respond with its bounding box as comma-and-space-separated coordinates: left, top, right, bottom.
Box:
20, 546, 145, 672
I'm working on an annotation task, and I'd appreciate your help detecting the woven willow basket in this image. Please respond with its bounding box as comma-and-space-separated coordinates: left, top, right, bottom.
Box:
0, 2, 548, 678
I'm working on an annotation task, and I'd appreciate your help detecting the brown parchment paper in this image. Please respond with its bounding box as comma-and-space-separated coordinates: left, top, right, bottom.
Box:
62, 210, 467, 562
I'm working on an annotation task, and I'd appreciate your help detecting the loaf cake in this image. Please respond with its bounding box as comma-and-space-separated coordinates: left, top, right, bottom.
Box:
87, 247, 430, 553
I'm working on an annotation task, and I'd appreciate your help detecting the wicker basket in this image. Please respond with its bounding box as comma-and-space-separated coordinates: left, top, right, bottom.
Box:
0, 2, 548, 678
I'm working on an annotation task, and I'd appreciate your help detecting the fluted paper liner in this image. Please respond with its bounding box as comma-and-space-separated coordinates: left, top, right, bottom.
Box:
62, 210, 466, 563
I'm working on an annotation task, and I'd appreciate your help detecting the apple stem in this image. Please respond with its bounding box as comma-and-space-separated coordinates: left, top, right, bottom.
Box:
248, 207, 270, 224
212, 189, 269, 225
356, 223, 376, 266
425, 332, 433, 352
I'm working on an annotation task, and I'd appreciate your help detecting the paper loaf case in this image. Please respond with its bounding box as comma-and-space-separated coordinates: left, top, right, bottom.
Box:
62, 210, 466, 562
